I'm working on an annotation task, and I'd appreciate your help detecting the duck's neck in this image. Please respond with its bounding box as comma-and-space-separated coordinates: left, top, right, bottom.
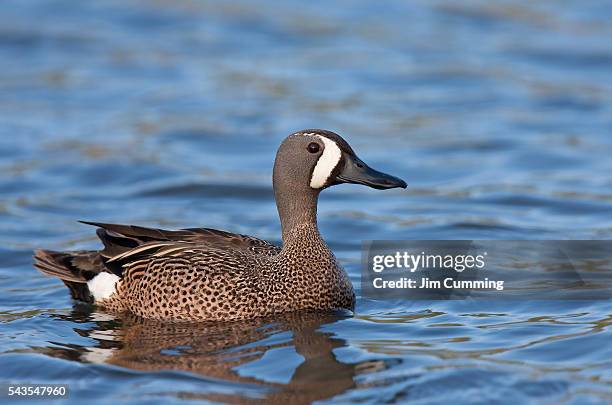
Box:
272, 172, 326, 248
276, 188, 322, 246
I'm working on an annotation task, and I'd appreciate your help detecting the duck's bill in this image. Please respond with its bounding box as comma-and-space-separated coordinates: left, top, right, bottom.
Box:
335, 153, 407, 190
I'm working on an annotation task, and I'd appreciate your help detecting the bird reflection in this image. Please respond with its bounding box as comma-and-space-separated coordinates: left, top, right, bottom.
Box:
46, 307, 379, 404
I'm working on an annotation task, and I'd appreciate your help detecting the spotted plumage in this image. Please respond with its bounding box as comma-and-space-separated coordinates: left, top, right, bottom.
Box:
34, 129, 406, 321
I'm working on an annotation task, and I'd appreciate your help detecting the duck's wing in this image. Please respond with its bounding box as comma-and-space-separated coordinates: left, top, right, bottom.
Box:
80, 221, 281, 259
34, 222, 280, 302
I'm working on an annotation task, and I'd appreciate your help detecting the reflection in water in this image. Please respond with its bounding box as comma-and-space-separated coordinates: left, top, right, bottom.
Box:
17, 303, 611, 403
41, 308, 380, 404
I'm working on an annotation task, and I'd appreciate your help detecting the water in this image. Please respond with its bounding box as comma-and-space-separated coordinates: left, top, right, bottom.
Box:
1, 0, 611, 403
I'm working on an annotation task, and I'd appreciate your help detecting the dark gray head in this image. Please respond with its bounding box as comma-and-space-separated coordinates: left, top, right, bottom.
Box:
273, 129, 406, 239
273, 129, 406, 193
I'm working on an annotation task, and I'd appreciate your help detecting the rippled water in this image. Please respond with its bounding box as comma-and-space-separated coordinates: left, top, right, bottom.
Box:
1, 0, 611, 403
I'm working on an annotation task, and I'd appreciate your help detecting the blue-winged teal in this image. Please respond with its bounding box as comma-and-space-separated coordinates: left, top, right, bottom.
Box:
34, 129, 406, 321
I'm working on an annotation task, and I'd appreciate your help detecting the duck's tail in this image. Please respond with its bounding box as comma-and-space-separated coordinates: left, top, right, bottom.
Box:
33, 249, 105, 303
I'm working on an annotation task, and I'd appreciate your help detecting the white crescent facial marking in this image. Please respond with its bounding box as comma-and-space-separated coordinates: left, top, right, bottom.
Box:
87, 272, 120, 301
308, 135, 342, 189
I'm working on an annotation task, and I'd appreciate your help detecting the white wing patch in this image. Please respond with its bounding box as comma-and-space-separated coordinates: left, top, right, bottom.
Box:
87, 272, 120, 301
309, 135, 342, 189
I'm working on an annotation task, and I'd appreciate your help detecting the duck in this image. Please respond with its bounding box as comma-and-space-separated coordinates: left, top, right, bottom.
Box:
34, 129, 406, 321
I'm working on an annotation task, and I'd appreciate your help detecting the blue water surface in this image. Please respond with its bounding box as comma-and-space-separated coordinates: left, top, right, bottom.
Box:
1, 0, 611, 403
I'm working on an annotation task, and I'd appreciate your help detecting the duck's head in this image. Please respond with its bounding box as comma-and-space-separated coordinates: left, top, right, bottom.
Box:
273, 129, 407, 194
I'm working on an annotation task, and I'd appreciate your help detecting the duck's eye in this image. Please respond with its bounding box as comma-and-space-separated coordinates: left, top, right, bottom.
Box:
307, 142, 320, 154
